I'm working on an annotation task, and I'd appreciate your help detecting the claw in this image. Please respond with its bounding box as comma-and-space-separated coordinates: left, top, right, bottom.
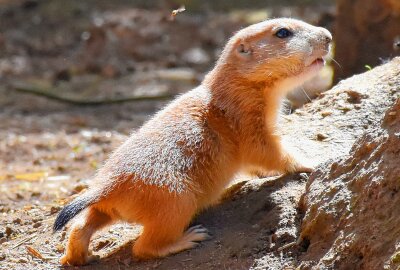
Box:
184, 225, 212, 242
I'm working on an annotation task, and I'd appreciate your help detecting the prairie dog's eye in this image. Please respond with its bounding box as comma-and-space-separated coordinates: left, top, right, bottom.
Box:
275, 28, 293, 38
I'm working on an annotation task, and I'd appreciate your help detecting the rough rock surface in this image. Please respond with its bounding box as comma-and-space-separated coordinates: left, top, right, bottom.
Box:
299, 98, 400, 270
251, 59, 400, 270
281, 57, 400, 167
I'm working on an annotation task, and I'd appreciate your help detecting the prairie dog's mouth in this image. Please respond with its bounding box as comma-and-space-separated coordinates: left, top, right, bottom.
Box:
306, 57, 325, 67
312, 57, 325, 65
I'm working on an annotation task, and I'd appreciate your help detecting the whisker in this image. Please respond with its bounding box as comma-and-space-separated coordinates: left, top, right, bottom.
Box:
329, 57, 342, 69
322, 49, 343, 70
301, 86, 312, 103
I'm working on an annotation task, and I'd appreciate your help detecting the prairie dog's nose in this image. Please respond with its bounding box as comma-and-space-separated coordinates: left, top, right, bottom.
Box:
319, 27, 332, 44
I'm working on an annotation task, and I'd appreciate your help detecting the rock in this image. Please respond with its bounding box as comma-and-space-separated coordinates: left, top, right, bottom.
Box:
72, 183, 88, 194
316, 133, 328, 141
5, 226, 13, 236
55, 244, 64, 253
49, 206, 60, 215
18, 257, 28, 263
0, 237, 7, 245
250, 57, 400, 270
280, 57, 400, 167
13, 218, 21, 224
32, 222, 41, 228
299, 94, 400, 268
30, 191, 41, 197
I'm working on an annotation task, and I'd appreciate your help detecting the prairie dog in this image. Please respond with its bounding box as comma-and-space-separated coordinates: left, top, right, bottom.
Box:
54, 18, 332, 266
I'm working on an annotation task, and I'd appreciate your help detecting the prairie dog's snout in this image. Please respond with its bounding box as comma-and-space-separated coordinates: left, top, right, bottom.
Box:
293, 24, 332, 62
320, 27, 333, 45
311, 27, 332, 54
303, 27, 332, 67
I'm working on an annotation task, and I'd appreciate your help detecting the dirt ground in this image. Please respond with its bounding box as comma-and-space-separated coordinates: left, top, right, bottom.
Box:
0, 1, 343, 270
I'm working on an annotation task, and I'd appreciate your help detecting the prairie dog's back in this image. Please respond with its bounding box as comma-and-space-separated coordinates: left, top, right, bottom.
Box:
99, 86, 239, 197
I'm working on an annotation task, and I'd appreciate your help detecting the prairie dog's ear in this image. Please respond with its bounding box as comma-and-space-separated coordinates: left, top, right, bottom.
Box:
235, 41, 253, 58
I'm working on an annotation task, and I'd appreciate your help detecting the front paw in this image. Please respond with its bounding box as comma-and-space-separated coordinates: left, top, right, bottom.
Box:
284, 156, 315, 174
292, 163, 314, 173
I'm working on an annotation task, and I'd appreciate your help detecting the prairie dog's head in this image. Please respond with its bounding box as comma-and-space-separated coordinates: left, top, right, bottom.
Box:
220, 18, 332, 91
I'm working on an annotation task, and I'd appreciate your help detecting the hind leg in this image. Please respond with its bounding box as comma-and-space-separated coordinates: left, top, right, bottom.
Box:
60, 207, 112, 266
132, 195, 211, 260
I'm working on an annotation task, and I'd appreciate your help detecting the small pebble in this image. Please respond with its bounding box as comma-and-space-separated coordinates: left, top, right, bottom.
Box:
73, 184, 88, 194
31, 191, 41, 197
337, 105, 352, 112
56, 244, 65, 253
330, 162, 339, 171
33, 222, 41, 228
271, 234, 277, 242
50, 206, 60, 214
5, 226, 13, 236
19, 257, 28, 263
32, 217, 41, 223
0, 237, 7, 244
13, 218, 22, 224
321, 110, 332, 117
345, 90, 363, 103
316, 133, 329, 141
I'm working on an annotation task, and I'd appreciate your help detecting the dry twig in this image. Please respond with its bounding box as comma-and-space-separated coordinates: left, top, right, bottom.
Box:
11, 82, 175, 106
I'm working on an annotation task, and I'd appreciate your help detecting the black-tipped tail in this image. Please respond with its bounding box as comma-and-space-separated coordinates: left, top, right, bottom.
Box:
53, 195, 92, 232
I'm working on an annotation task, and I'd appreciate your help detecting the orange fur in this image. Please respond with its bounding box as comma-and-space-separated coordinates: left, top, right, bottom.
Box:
57, 18, 332, 266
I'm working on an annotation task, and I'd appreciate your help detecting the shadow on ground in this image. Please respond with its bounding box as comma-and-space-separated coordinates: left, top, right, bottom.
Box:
59, 174, 305, 270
